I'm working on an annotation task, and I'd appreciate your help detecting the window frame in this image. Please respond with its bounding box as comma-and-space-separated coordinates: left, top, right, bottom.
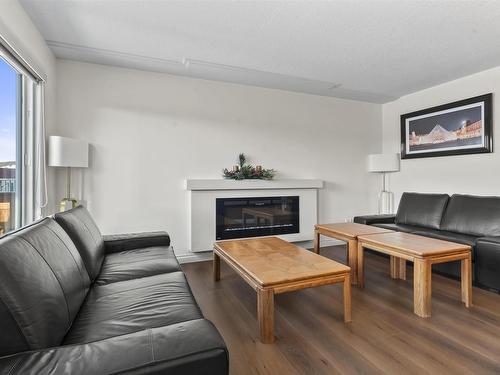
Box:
0, 59, 37, 231
0, 36, 46, 231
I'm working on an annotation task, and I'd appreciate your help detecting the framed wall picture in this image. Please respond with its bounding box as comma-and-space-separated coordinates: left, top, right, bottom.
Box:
400, 93, 492, 159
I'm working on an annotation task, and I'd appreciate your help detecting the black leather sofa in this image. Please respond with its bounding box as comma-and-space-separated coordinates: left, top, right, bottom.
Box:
354, 192, 500, 293
0, 206, 228, 375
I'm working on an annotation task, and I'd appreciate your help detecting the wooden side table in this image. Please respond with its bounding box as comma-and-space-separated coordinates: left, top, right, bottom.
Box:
357, 231, 472, 318
314, 222, 393, 285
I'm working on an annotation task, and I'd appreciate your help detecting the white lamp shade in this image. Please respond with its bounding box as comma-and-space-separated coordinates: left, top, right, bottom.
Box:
367, 153, 400, 172
48, 136, 89, 168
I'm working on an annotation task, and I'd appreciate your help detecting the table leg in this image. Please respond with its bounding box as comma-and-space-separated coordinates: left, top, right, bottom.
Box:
414, 259, 432, 318
461, 254, 472, 307
343, 274, 352, 322
257, 288, 275, 344
357, 242, 365, 288
347, 239, 358, 285
213, 252, 220, 282
313, 228, 320, 254
390, 256, 399, 279
390, 257, 407, 280
398, 259, 407, 280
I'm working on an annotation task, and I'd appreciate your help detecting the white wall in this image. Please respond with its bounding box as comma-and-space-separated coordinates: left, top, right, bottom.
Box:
0, 0, 58, 214
55, 60, 382, 256
382, 66, 500, 205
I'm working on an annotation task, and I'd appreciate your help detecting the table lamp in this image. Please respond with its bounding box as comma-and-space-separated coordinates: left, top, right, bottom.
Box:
367, 153, 400, 214
48, 136, 89, 212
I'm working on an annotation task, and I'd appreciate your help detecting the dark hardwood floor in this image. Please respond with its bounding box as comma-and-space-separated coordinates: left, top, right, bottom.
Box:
182, 246, 500, 375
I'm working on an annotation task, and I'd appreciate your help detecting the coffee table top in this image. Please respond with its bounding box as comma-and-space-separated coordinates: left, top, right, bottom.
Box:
213, 237, 350, 287
357, 231, 471, 258
315, 222, 393, 239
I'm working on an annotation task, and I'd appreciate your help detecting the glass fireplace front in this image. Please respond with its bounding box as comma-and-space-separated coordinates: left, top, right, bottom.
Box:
216, 196, 299, 240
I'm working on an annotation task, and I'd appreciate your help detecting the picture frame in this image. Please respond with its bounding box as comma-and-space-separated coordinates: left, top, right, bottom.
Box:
400, 93, 493, 159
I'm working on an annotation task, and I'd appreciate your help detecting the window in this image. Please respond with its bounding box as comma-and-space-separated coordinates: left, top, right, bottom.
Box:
0, 37, 47, 235
0, 57, 21, 235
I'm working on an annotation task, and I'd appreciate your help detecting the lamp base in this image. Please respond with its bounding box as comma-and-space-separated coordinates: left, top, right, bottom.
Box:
378, 190, 394, 214
59, 198, 78, 212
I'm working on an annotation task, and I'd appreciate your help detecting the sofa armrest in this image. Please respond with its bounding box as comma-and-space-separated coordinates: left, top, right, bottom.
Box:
475, 236, 500, 292
103, 231, 171, 253
0, 319, 228, 375
353, 214, 396, 225
476, 236, 500, 246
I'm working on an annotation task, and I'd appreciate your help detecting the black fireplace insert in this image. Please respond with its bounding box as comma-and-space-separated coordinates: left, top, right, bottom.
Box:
216, 196, 299, 240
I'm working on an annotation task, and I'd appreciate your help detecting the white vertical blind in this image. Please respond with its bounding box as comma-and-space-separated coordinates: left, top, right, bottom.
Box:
21, 76, 48, 223
34, 82, 48, 217
21, 77, 34, 226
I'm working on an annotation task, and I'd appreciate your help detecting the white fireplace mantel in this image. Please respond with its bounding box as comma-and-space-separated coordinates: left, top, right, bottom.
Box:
186, 178, 323, 253
185, 179, 324, 191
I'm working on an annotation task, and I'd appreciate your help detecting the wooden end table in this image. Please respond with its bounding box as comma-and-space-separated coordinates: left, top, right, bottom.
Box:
357, 231, 472, 318
213, 237, 352, 343
314, 223, 393, 285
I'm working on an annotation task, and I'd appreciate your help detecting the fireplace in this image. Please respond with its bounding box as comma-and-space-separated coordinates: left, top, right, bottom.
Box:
216, 196, 299, 240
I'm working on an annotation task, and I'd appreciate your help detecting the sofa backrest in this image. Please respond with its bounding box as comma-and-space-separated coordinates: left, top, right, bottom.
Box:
54, 206, 105, 281
395, 192, 449, 229
441, 194, 500, 237
0, 218, 90, 356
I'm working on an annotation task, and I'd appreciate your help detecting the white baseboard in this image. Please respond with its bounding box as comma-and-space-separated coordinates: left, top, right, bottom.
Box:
177, 251, 213, 264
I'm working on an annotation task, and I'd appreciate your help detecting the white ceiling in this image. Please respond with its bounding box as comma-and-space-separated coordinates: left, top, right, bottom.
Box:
19, 0, 500, 103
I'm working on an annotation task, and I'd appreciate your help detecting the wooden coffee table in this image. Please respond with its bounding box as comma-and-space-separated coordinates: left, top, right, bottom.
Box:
213, 237, 352, 343
314, 223, 393, 285
357, 231, 472, 318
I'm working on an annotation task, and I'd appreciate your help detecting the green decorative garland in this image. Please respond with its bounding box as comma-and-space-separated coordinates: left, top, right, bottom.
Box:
222, 153, 276, 180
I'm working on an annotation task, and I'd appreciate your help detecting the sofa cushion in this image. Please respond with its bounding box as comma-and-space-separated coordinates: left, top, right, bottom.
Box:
0, 218, 90, 356
54, 206, 105, 281
395, 192, 449, 229
441, 194, 500, 237
1, 320, 228, 375
373, 223, 426, 233
64, 272, 203, 345
94, 246, 181, 285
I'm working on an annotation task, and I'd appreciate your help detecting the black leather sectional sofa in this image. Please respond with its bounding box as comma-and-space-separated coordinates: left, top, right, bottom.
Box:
0, 206, 228, 375
354, 192, 500, 293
